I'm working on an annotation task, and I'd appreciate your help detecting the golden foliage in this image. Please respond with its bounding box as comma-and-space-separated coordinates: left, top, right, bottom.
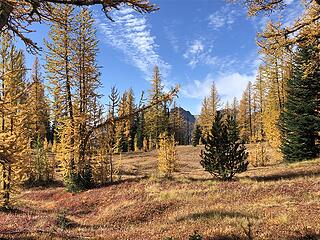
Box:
0, 32, 31, 207
157, 132, 178, 177
197, 83, 220, 140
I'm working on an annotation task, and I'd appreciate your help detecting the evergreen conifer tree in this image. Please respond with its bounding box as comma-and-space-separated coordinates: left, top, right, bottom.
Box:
135, 112, 145, 150
192, 125, 202, 147
200, 113, 248, 180
280, 46, 320, 161
116, 126, 128, 153
30, 136, 54, 185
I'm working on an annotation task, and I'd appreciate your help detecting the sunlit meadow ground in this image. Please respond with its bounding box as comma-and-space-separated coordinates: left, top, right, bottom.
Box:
1, 145, 320, 239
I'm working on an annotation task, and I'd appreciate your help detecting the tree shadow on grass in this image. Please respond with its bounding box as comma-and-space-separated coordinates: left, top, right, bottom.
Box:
247, 169, 320, 182
95, 175, 148, 188
0, 230, 83, 240
207, 235, 247, 240
185, 176, 215, 182
288, 235, 320, 240
22, 180, 64, 189
206, 232, 320, 240
0, 206, 24, 214
287, 229, 320, 240
177, 210, 256, 222
185, 176, 242, 183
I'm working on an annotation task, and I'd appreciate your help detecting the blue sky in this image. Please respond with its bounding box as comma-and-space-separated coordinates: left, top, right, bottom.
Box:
21, 0, 301, 115
95, 0, 258, 115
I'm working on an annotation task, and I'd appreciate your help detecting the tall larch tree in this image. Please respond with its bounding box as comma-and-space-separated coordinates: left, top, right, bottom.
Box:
0, 32, 30, 208
262, 60, 283, 149
46, 6, 101, 190
197, 97, 210, 140
238, 81, 253, 143
253, 66, 267, 142
45, 4, 77, 189
198, 82, 220, 140
116, 92, 129, 153
124, 88, 136, 151
73, 7, 101, 184
27, 56, 50, 143
25, 56, 53, 184
145, 66, 169, 148
257, 22, 294, 149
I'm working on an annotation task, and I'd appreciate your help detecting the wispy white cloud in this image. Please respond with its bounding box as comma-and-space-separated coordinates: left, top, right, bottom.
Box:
183, 40, 217, 68
181, 71, 256, 108
96, 7, 171, 81
163, 23, 180, 53
208, 6, 240, 30
183, 39, 240, 71
284, 0, 294, 5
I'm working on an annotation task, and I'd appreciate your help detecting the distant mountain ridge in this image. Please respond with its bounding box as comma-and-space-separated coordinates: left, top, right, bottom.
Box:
171, 107, 196, 124
170, 107, 195, 145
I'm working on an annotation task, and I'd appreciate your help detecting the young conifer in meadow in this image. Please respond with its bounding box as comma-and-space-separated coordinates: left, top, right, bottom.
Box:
200, 113, 248, 180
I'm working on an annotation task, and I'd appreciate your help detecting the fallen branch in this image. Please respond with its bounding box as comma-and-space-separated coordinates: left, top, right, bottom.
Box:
80, 86, 179, 157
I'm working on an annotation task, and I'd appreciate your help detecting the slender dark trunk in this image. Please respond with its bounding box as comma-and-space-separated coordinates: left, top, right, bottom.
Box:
0, 2, 13, 32
258, 73, 264, 140
109, 152, 113, 183
63, 19, 75, 174
248, 84, 253, 142
1, 59, 5, 132
2, 163, 11, 208
275, 61, 283, 110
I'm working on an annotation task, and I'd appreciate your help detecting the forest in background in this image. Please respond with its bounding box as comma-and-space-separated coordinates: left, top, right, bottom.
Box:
0, 0, 319, 224
195, 0, 320, 167
0, 5, 193, 208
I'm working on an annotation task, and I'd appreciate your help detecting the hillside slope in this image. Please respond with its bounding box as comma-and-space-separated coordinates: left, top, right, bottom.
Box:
1, 146, 320, 240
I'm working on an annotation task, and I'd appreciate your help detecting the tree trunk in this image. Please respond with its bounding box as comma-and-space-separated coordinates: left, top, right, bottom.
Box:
0, 2, 12, 32
2, 163, 11, 208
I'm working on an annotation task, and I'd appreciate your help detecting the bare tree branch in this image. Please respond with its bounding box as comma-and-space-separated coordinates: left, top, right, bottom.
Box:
79, 86, 179, 157
257, 2, 320, 51
0, 0, 158, 53
94, 87, 178, 133
232, 0, 319, 16
229, 0, 320, 52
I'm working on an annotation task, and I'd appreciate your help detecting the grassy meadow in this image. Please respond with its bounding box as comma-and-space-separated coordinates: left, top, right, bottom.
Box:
1, 145, 320, 240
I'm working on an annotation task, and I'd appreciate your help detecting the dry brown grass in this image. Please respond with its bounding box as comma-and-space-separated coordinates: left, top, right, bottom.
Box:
1, 145, 320, 240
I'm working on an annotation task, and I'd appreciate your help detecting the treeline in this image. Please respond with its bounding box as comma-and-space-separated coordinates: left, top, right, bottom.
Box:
194, 26, 319, 166
0, 6, 186, 208
237, 47, 319, 163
